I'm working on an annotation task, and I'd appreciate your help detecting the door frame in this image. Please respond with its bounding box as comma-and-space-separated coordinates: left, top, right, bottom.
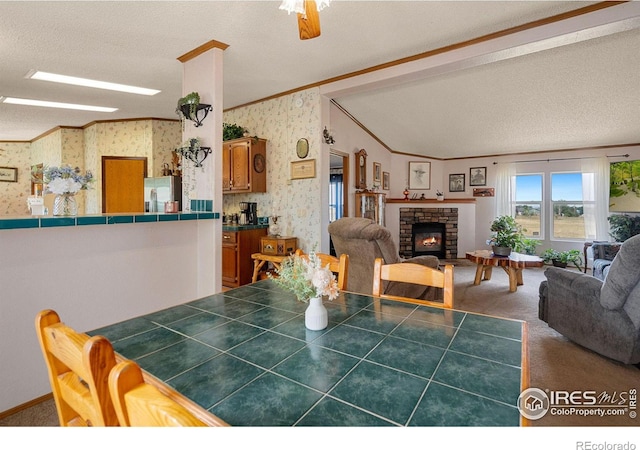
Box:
329, 149, 349, 218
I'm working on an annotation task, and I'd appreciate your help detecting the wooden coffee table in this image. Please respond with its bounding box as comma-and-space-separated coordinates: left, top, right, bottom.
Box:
466, 250, 544, 292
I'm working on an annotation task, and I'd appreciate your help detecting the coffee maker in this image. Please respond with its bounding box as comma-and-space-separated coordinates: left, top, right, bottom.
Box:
239, 202, 258, 225
247, 202, 258, 225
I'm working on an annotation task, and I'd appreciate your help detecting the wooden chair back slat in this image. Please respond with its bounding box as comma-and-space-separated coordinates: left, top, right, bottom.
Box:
372, 258, 454, 308
35, 309, 118, 426
109, 360, 208, 427
295, 251, 349, 291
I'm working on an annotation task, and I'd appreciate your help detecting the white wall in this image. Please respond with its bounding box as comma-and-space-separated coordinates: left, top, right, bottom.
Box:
0, 220, 215, 413
442, 145, 640, 253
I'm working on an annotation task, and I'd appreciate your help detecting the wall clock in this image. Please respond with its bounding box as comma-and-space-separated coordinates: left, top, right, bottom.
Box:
296, 138, 309, 159
355, 149, 367, 189
253, 153, 265, 173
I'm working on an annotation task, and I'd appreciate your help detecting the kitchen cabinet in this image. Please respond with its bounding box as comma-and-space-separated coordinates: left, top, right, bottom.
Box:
356, 192, 386, 226
222, 227, 267, 288
222, 137, 267, 193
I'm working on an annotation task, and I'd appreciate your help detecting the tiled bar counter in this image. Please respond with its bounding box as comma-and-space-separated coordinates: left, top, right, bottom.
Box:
0, 212, 219, 414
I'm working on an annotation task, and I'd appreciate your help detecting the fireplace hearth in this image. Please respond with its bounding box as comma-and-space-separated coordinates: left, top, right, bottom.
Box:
399, 208, 458, 259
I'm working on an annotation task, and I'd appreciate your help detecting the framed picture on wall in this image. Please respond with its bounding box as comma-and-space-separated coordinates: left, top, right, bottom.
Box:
291, 159, 316, 180
469, 167, 487, 186
408, 161, 431, 190
383, 171, 390, 190
449, 174, 465, 192
373, 162, 381, 183
0, 166, 18, 182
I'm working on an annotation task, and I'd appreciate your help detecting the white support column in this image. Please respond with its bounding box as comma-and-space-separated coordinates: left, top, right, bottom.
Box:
178, 40, 228, 296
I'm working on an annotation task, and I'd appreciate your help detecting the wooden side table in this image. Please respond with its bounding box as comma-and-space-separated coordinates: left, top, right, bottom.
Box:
250, 253, 295, 283
465, 250, 544, 292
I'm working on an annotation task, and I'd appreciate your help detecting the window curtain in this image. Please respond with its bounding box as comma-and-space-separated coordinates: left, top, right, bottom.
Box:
495, 163, 516, 217
329, 173, 343, 222
581, 157, 610, 240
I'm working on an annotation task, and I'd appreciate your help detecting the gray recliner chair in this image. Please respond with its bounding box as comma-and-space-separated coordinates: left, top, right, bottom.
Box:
538, 234, 640, 365
328, 217, 442, 301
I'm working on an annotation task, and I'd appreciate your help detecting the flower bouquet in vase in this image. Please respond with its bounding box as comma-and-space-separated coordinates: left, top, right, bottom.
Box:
44, 165, 94, 216
268, 252, 339, 330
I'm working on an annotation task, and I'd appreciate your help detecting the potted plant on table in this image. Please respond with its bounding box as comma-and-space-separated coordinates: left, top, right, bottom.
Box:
541, 248, 583, 270
487, 215, 524, 257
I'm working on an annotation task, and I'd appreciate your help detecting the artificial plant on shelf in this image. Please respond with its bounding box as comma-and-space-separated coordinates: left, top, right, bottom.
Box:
223, 122, 248, 141
175, 92, 200, 128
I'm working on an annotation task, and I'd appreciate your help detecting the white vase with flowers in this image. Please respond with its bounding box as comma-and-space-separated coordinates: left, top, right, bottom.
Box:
44, 165, 94, 216
268, 251, 339, 330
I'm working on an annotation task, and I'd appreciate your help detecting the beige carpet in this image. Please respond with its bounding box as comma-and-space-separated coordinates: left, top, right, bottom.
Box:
453, 262, 639, 427
2, 262, 638, 427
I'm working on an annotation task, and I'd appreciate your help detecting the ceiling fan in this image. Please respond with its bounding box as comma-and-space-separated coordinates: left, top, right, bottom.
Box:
280, 0, 330, 40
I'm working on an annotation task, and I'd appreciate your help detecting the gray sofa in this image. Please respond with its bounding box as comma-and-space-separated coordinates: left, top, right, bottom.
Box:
328, 217, 441, 300
538, 233, 640, 365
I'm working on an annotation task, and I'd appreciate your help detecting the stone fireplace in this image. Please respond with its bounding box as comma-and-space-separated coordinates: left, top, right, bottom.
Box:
399, 208, 458, 260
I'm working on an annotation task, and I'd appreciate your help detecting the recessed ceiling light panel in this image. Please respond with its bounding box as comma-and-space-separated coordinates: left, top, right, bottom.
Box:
27, 70, 160, 96
1, 96, 118, 112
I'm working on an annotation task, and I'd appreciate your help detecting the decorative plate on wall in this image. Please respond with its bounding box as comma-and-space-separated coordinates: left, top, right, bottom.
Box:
253, 153, 265, 173
296, 138, 309, 159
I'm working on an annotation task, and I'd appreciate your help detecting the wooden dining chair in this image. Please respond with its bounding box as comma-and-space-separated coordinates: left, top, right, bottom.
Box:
296, 250, 350, 291
108, 360, 209, 427
372, 258, 454, 308
35, 309, 119, 426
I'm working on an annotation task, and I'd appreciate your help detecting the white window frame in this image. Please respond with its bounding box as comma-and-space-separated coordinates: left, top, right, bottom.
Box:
515, 173, 544, 240
549, 171, 590, 242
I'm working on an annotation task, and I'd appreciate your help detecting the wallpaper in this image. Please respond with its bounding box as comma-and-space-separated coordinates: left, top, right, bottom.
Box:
1, 119, 181, 215
84, 119, 180, 213
0, 142, 31, 216
223, 88, 323, 251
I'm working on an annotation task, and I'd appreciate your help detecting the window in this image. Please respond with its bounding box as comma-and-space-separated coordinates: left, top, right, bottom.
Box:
515, 174, 543, 238
551, 172, 586, 240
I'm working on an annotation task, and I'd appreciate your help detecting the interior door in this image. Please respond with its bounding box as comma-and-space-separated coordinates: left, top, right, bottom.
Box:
102, 156, 147, 213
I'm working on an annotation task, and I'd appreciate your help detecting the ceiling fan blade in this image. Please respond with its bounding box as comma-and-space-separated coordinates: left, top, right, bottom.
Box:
297, 0, 321, 40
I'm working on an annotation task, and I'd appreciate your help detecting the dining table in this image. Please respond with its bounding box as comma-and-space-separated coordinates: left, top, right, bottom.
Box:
88, 280, 529, 427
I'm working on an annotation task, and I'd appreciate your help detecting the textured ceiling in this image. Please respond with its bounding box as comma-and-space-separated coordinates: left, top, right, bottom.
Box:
1, 1, 638, 159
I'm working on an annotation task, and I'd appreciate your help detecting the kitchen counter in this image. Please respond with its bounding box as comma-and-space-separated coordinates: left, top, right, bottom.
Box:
0, 212, 218, 230
222, 223, 268, 232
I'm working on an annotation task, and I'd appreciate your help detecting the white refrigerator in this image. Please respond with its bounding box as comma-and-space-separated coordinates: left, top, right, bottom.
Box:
143, 176, 182, 212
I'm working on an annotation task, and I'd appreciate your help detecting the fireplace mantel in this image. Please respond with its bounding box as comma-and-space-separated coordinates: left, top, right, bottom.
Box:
386, 198, 476, 204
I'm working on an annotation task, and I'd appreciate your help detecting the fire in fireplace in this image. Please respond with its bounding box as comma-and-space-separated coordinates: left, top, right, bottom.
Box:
412, 223, 446, 258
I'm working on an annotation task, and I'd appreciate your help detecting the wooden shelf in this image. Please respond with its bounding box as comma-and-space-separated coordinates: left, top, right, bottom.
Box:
386, 198, 476, 204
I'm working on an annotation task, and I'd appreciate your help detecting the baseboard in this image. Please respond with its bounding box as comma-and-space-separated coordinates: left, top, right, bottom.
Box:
0, 392, 53, 420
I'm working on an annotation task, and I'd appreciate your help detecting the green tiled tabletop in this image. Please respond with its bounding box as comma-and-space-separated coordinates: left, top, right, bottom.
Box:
89, 280, 527, 426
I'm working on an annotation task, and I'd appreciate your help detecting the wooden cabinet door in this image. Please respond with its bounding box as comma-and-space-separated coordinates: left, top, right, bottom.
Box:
221, 243, 238, 285
222, 145, 231, 190
230, 141, 250, 191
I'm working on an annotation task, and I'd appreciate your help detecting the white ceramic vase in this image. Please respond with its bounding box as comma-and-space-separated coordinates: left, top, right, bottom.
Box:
305, 297, 328, 331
